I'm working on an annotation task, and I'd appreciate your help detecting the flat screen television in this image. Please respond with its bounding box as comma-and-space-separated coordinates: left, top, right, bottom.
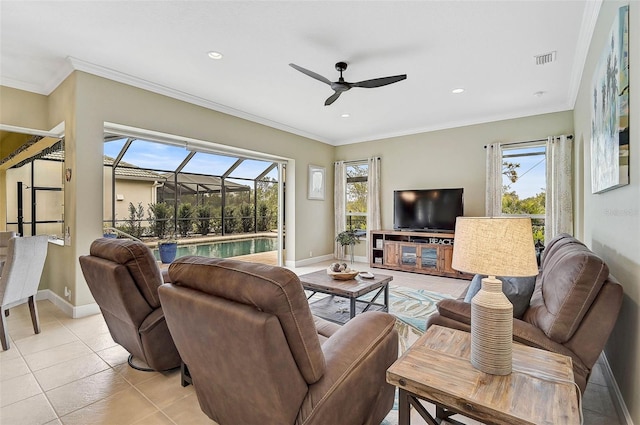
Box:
393, 188, 464, 232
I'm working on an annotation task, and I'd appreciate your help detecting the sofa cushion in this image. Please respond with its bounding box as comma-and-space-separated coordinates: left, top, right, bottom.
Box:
523, 234, 609, 343
464, 274, 536, 319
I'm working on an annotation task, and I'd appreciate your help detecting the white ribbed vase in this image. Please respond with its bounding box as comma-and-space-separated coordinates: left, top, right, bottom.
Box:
470, 276, 513, 375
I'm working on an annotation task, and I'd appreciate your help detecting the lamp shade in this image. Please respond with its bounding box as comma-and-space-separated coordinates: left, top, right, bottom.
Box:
452, 217, 539, 277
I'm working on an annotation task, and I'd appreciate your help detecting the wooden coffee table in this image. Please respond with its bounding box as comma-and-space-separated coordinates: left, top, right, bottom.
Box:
387, 325, 580, 425
298, 269, 392, 323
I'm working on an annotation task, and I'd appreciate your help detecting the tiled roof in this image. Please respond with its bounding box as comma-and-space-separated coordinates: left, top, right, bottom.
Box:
103, 156, 165, 180
37, 151, 164, 181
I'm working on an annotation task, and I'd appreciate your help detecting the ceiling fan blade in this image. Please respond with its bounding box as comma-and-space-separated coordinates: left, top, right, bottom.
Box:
351, 74, 407, 89
325, 91, 342, 106
289, 63, 332, 86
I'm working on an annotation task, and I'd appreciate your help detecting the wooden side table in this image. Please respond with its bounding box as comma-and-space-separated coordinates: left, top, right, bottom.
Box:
387, 325, 580, 425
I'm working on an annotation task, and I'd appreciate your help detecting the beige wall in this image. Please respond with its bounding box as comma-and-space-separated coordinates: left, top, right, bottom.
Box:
103, 172, 157, 227
336, 111, 574, 230
0, 86, 49, 131
573, 1, 640, 422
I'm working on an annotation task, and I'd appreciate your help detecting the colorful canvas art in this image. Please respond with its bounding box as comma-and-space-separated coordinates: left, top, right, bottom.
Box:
591, 5, 629, 193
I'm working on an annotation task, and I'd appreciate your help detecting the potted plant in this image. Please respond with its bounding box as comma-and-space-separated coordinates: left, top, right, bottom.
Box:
158, 238, 178, 264
335, 229, 361, 264
103, 223, 117, 238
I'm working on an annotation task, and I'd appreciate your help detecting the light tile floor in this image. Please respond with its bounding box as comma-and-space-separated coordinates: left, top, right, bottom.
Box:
0, 261, 623, 425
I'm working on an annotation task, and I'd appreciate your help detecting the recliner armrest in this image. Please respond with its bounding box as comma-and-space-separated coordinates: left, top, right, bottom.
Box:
434, 298, 588, 381
298, 311, 398, 425
512, 319, 587, 374
139, 308, 166, 334
436, 299, 472, 324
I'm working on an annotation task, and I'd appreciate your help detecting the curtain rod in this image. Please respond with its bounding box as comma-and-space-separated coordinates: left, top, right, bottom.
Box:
335, 157, 380, 165
484, 135, 573, 149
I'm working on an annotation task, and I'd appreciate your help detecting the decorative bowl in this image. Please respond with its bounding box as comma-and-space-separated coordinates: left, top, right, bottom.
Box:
326, 267, 359, 280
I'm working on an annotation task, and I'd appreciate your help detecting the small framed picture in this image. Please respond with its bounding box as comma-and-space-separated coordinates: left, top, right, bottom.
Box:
308, 165, 325, 200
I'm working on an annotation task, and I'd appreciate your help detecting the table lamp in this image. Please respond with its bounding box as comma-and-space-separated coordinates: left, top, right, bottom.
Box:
452, 217, 539, 375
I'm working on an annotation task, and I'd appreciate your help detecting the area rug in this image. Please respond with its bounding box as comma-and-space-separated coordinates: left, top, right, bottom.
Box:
308, 285, 455, 425
308, 284, 453, 352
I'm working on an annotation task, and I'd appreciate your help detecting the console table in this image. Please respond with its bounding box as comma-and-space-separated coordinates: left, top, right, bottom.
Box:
386, 325, 580, 425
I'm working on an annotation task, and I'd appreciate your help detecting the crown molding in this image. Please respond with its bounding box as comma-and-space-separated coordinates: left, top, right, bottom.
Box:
567, 0, 602, 109
66, 57, 334, 145
334, 105, 574, 146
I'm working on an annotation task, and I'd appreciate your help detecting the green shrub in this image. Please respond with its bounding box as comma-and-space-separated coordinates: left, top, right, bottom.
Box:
240, 204, 253, 233
224, 206, 239, 234
195, 205, 212, 236
177, 203, 195, 237
148, 202, 173, 238
126, 202, 145, 238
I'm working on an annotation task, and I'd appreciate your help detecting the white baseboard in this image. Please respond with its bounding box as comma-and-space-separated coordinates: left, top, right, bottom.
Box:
291, 253, 335, 268
38, 289, 100, 319
600, 352, 634, 425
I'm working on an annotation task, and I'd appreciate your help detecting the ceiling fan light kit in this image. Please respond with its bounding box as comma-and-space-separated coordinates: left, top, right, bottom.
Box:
289, 61, 407, 106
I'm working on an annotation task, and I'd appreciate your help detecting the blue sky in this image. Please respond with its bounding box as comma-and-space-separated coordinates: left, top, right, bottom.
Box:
502, 146, 546, 199
104, 138, 278, 180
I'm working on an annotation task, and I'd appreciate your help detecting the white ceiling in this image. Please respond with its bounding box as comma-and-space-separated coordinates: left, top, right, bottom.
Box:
1, 1, 599, 146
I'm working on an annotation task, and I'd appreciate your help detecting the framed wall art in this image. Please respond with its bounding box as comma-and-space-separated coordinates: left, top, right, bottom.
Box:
591, 4, 629, 193
308, 165, 325, 200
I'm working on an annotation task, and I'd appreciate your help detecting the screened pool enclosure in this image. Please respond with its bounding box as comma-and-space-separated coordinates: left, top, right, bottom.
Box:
103, 136, 281, 240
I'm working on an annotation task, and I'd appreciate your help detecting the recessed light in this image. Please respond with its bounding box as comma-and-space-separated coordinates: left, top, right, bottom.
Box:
207, 51, 223, 60
341, 113, 350, 118
452, 88, 465, 94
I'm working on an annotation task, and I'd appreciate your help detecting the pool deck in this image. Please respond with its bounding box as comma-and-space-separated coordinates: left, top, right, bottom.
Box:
231, 250, 278, 266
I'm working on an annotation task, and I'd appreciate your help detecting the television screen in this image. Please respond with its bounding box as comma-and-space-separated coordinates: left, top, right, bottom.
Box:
393, 188, 464, 232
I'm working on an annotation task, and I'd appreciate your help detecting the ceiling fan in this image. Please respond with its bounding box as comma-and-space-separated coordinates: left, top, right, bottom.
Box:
289, 61, 407, 106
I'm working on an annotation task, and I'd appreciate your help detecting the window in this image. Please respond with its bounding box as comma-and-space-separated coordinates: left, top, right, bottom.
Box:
345, 162, 368, 233
501, 143, 546, 242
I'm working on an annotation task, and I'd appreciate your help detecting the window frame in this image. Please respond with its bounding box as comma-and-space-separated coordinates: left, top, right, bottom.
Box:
499, 142, 547, 242
345, 161, 369, 234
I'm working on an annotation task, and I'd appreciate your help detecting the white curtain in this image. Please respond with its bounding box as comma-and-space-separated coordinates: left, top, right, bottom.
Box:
334, 161, 346, 259
367, 157, 381, 263
545, 135, 573, 239
367, 157, 381, 232
485, 143, 503, 217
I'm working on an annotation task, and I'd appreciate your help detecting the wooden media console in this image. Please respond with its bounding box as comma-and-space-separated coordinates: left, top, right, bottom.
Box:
369, 230, 473, 279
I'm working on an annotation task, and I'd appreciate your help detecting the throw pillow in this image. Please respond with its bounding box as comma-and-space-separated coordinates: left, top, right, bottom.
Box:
464, 274, 536, 319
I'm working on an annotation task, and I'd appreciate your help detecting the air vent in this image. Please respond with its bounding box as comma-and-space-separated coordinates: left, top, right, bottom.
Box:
535, 51, 556, 65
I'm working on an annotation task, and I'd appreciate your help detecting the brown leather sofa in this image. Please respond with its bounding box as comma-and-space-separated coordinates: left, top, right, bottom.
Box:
427, 233, 623, 393
159, 256, 398, 425
79, 238, 181, 371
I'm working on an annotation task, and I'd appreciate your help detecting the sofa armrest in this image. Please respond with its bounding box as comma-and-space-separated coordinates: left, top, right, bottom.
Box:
298, 311, 398, 425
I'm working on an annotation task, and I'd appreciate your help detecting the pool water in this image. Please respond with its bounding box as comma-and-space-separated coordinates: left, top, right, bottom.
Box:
153, 237, 277, 261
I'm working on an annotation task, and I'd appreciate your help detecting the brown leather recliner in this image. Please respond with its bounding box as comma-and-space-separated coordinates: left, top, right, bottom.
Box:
79, 238, 181, 371
427, 233, 623, 393
159, 256, 398, 425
